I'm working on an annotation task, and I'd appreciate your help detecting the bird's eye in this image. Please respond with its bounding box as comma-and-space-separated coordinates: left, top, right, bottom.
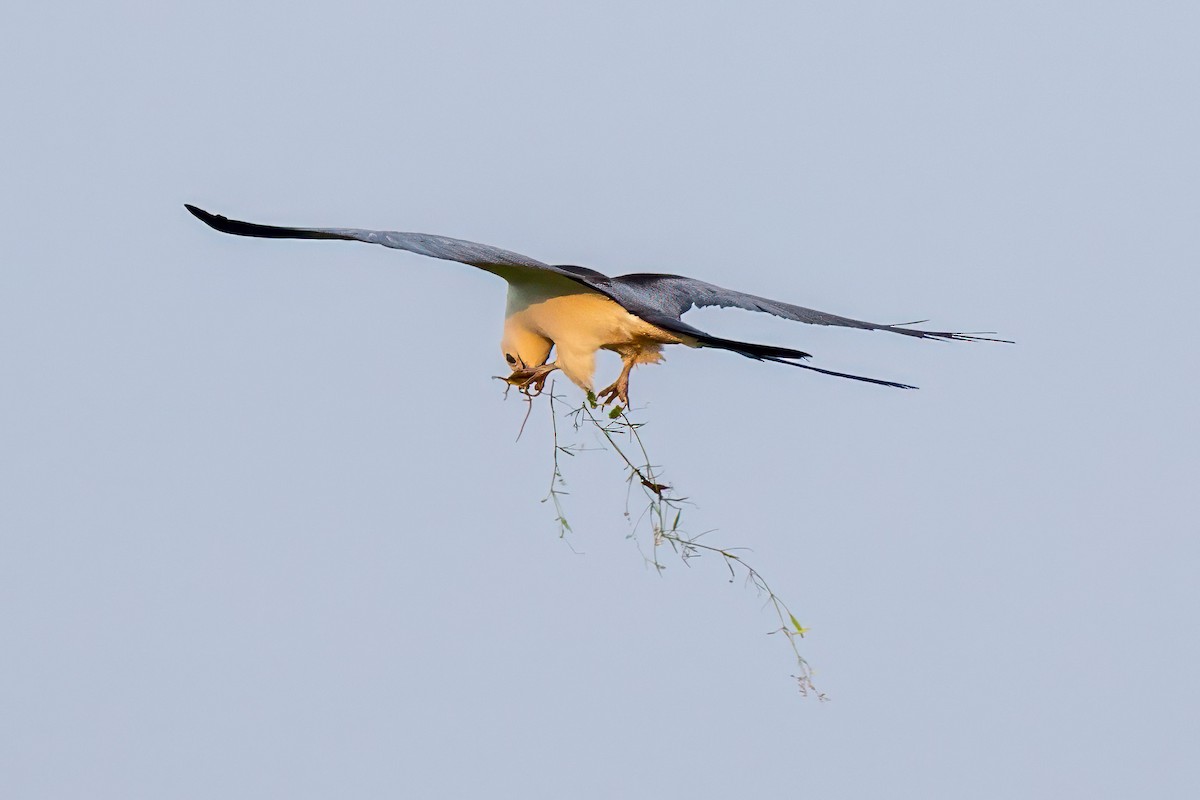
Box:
505, 354, 517, 365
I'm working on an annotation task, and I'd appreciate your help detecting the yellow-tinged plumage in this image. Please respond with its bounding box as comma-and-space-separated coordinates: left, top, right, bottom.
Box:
501, 272, 690, 393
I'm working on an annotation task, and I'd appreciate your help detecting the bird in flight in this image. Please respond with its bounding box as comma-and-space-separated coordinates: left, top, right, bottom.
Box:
186, 205, 1006, 404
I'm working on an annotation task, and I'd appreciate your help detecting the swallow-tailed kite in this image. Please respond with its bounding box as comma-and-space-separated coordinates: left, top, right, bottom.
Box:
186, 205, 1005, 404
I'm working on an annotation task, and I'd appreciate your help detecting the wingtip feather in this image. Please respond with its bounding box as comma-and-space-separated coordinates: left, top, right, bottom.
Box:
185, 204, 222, 228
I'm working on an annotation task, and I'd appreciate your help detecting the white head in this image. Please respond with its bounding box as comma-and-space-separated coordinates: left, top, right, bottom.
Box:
500, 325, 553, 372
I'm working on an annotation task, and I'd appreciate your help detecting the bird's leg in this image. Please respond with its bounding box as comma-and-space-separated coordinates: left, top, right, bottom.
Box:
596, 357, 635, 407
502, 362, 559, 397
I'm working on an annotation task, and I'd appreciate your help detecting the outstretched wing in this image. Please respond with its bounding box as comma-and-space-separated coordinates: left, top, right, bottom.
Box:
185, 205, 612, 287
609, 273, 1010, 343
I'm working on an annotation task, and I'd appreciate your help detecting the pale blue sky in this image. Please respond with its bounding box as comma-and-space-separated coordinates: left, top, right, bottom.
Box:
2, 2, 1197, 797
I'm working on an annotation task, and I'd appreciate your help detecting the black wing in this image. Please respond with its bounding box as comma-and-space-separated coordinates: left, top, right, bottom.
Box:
185, 205, 611, 288
610, 273, 1010, 343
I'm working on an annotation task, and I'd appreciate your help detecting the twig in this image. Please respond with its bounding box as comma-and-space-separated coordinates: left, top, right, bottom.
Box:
536, 392, 825, 699
541, 382, 574, 538
515, 390, 535, 442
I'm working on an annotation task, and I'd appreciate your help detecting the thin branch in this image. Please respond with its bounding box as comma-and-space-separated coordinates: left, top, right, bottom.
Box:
531, 392, 825, 699
540, 382, 573, 538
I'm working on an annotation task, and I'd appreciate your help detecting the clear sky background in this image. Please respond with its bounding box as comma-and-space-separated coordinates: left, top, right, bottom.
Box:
2, 2, 1197, 797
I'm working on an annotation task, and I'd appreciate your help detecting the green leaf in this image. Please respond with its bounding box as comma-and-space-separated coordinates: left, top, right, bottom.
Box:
585, 391, 598, 407
608, 405, 623, 419
789, 613, 809, 636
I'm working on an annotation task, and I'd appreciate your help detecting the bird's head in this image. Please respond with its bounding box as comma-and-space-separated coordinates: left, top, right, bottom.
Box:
500, 327, 553, 374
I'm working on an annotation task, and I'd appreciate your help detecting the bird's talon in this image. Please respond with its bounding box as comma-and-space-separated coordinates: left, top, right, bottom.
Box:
503, 364, 558, 397
595, 381, 630, 407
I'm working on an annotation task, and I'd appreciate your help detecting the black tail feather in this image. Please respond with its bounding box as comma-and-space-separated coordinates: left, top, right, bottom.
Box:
690, 332, 813, 362
757, 354, 918, 389
694, 333, 916, 389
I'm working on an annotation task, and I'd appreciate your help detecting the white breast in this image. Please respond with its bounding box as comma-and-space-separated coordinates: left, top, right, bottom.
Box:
501, 272, 688, 390
507, 283, 679, 352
